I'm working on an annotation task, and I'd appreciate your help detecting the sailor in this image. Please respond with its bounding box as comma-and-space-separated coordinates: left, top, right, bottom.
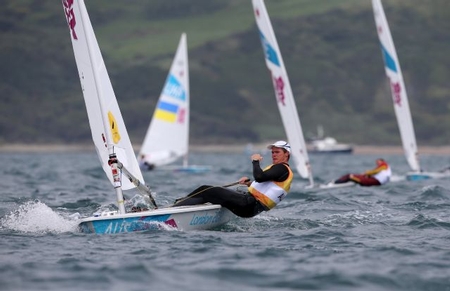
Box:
138, 154, 155, 170
173, 140, 294, 218
334, 158, 392, 186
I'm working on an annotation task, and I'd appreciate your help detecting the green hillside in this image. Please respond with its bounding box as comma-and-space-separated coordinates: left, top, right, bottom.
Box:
1, 0, 449, 147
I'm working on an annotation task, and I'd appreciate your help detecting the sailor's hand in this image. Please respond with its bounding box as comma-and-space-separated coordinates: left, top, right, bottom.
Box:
251, 154, 262, 162
239, 176, 251, 186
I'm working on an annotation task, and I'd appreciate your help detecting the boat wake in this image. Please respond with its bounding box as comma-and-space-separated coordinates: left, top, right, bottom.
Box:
0, 200, 79, 234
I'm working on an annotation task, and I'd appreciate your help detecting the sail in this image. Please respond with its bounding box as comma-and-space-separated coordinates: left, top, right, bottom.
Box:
251, 0, 312, 181
62, 0, 144, 189
139, 33, 189, 167
372, 0, 420, 172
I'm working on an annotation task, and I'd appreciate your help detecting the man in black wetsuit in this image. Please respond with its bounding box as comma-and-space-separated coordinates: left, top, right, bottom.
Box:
173, 140, 294, 218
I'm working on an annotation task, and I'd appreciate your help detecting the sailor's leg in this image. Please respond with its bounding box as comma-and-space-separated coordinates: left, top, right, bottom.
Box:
173, 185, 215, 206
351, 175, 380, 186
334, 174, 351, 184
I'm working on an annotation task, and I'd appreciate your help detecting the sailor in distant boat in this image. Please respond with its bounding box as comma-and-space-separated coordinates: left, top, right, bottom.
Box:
138, 154, 155, 171
333, 158, 391, 186
173, 140, 294, 217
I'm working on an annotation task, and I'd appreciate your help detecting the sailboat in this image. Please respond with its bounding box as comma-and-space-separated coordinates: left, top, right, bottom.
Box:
62, 0, 233, 234
372, 0, 450, 181
252, 0, 314, 188
138, 33, 211, 173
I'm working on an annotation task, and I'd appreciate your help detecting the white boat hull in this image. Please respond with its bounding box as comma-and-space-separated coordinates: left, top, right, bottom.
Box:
406, 170, 450, 181
308, 137, 353, 154
318, 181, 356, 189
308, 147, 353, 154
79, 204, 234, 234
301, 181, 355, 193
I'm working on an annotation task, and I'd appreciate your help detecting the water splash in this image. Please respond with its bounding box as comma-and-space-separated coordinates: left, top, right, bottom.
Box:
124, 194, 154, 211
0, 200, 79, 234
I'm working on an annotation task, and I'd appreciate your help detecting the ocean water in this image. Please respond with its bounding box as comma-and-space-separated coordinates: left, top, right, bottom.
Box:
1, 150, 450, 291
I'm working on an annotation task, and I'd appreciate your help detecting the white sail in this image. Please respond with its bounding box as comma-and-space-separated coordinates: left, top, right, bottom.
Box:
251, 0, 313, 183
139, 33, 189, 167
63, 0, 144, 189
372, 0, 420, 172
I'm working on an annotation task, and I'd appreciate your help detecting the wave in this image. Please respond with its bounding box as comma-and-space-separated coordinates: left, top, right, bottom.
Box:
407, 214, 450, 230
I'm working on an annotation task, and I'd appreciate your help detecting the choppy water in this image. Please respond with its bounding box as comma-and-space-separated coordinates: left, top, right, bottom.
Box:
1, 150, 450, 291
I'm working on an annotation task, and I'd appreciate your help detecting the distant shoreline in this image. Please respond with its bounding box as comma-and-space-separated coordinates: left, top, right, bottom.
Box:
1, 143, 450, 155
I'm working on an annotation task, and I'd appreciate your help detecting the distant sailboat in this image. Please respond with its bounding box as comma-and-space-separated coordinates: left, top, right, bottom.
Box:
138, 33, 210, 173
252, 0, 313, 187
372, 0, 449, 181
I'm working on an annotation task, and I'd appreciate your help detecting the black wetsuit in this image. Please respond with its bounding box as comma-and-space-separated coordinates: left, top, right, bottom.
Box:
174, 161, 290, 218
